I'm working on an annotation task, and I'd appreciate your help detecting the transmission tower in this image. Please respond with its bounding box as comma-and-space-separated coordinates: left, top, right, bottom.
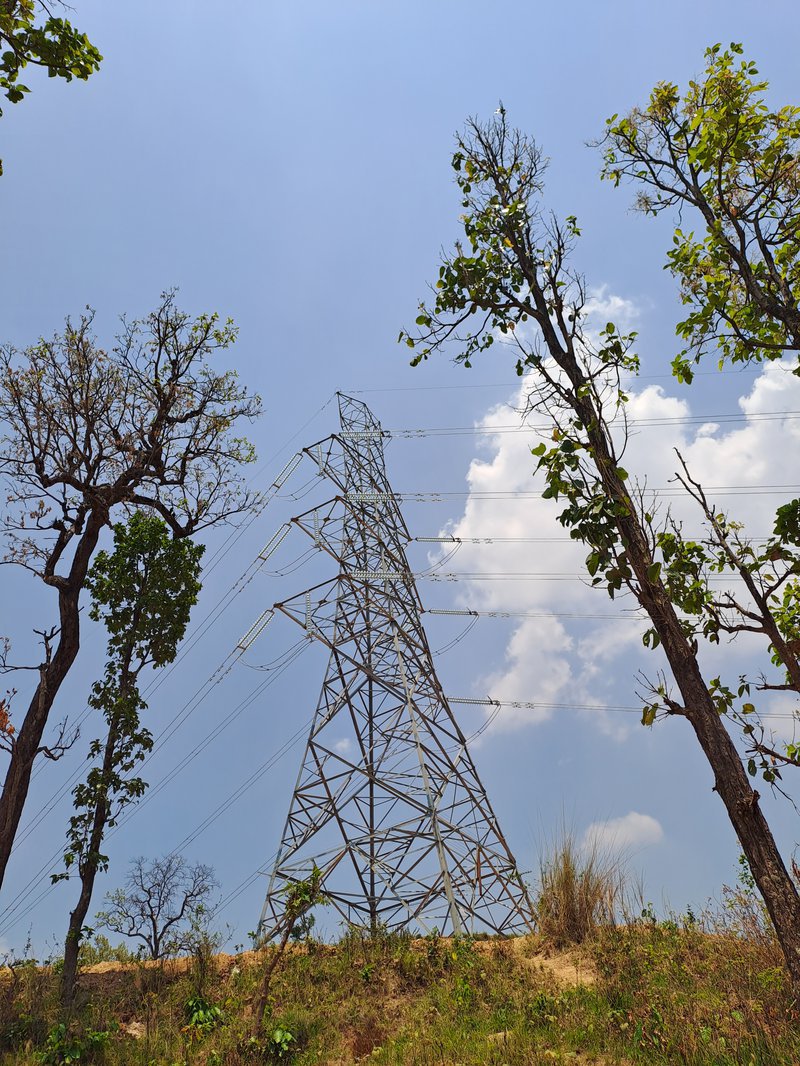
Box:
256, 394, 533, 939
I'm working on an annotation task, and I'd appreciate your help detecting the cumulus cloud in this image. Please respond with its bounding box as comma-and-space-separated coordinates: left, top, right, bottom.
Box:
479, 617, 574, 730
583, 286, 640, 332
582, 811, 664, 852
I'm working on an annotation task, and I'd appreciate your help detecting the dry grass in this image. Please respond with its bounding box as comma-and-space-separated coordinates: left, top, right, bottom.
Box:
533, 828, 627, 947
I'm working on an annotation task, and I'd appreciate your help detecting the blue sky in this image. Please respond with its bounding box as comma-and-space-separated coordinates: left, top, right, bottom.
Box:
1, 1, 799, 951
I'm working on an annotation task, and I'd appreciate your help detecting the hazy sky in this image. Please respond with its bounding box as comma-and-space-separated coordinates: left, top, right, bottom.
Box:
1, 1, 799, 951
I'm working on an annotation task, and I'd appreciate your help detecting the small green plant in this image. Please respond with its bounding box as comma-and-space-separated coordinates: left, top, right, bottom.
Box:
527, 991, 559, 1027
715, 851, 776, 947
0, 1013, 44, 1055
453, 975, 474, 1012
77, 933, 134, 966
640, 902, 657, 925
449, 934, 476, 969
183, 994, 224, 1036
37, 1023, 113, 1065
424, 928, 441, 962
267, 1026, 295, 1059
632, 1005, 667, 1053
251, 866, 328, 1036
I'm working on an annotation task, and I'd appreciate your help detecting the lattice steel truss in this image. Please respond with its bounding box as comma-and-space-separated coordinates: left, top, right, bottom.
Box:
257, 394, 533, 939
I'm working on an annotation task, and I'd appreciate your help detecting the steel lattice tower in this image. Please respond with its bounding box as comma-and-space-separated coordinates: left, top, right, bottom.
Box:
257, 395, 533, 938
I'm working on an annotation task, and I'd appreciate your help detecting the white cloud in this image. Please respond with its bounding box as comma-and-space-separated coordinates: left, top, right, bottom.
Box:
583, 285, 640, 332
479, 617, 573, 731
582, 811, 664, 852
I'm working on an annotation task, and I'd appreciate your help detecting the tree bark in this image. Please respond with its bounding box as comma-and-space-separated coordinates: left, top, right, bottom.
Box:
583, 404, 800, 989
252, 921, 293, 1037
60, 721, 118, 1008
528, 291, 800, 988
0, 516, 103, 890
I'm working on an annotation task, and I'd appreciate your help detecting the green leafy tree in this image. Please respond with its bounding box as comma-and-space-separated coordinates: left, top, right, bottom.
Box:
0, 1, 102, 175
598, 44, 800, 783
56, 512, 204, 1006
0, 291, 261, 892
601, 43, 800, 381
401, 91, 800, 987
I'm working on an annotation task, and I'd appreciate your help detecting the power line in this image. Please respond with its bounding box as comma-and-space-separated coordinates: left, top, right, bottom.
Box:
114, 644, 309, 833
415, 535, 773, 544
170, 721, 312, 855
450, 697, 799, 719
424, 608, 643, 622
0, 645, 309, 939
198, 394, 335, 576
387, 410, 800, 436
11, 517, 298, 857
423, 571, 751, 582
8, 384, 799, 942
396, 486, 800, 500
346, 365, 794, 394
11, 393, 790, 844
12, 400, 333, 851
5, 675, 795, 938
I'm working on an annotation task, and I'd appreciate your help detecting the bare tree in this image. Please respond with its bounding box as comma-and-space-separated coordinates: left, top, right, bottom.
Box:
95, 853, 217, 960
0, 291, 261, 889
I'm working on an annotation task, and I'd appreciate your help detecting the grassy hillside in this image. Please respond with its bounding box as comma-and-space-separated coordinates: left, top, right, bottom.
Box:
1, 916, 798, 1065
3, 841, 798, 1064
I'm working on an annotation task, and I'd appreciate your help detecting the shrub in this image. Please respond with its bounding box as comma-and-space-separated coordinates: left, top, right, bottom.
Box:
77, 935, 135, 967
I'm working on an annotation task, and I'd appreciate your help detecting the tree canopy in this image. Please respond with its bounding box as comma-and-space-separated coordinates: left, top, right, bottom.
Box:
0, 291, 261, 890
58, 512, 204, 1004
96, 853, 217, 961
601, 43, 800, 380
0, 1, 101, 175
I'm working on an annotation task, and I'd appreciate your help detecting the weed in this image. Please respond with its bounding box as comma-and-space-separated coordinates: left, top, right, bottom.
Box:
37, 1023, 113, 1065
183, 993, 224, 1035
448, 934, 476, 969
76, 936, 134, 968
453, 976, 474, 1013
526, 990, 558, 1027
266, 1026, 294, 1059
640, 901, 657, 924
423, 929, 441, 963
1, 904, 799, 1065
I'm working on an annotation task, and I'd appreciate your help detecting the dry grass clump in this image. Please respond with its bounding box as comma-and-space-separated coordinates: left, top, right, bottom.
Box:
533, 829, 627, 947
